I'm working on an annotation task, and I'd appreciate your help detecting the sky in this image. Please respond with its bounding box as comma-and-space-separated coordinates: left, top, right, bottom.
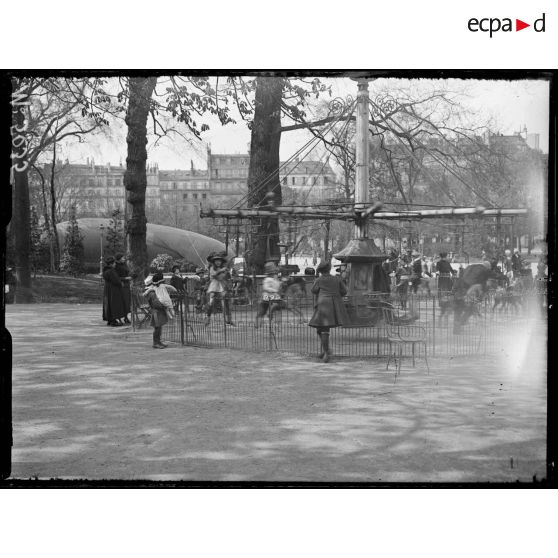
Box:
61, 76, 550, 172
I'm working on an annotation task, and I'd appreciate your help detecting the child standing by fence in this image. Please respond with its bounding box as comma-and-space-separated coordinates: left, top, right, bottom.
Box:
143, 272, 171, 349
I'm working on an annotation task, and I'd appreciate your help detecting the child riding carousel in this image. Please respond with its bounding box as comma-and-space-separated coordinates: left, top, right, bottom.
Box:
204, 251, 235, 327
255, 262, 283, 328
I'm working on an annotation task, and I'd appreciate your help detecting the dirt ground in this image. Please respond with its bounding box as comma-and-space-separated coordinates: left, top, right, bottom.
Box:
6, 303, 547, 482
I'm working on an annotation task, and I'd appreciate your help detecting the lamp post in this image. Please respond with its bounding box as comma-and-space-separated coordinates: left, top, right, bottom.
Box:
99, 224, 105, 276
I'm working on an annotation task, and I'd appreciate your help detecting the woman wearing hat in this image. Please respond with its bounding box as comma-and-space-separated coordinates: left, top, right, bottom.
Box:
115, 253, 132, 324
434, 252, 455, 294
308, 260, 349, 363
102, 256, 127, 327
204, 251, 234, 326
170, 264, 185, 294
143, 272, 169, 349
410, 250, 423, 294
503, 248, 514, 281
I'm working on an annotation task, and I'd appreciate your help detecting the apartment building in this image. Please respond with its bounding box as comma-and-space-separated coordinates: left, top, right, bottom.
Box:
39, 148, 339, 222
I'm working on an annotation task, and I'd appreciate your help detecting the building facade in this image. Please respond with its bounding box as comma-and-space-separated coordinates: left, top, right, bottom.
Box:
40, 149, 339, 224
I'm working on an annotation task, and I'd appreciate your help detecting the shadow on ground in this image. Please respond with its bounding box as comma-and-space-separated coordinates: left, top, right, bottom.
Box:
7, 304, 547, 482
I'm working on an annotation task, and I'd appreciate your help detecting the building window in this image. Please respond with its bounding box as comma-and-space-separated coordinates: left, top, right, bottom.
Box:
193, 193, 198, 200
214, 158, 220, 165
291, 177, 296, 186
183, 194, 188, 199
302, 177, 306, 185
214, 169, 219, 178
202, 193, 207, 199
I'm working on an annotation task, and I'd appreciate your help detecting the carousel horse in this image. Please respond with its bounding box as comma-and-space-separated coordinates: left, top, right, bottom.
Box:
449, 263, 502, 332
492, 279, 524, 313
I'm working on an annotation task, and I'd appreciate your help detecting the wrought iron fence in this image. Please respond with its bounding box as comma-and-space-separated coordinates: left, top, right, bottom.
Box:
132, 281, 547, 359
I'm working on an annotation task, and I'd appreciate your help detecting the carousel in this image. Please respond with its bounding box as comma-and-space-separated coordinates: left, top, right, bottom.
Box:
133, 79, 534, 361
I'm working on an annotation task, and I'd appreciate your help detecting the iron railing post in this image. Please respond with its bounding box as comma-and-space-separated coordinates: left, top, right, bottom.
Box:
432, 293, 436, 357
180, 295, 184, 346
131, 288, 136, 331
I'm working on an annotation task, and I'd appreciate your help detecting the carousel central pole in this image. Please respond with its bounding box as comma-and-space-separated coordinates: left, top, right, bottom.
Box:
355, 79, 370, 238
333, 78, 389, 325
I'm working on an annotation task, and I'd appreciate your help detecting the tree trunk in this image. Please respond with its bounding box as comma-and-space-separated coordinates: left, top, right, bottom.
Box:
247, 76, 284, 273
11, 83, 33, 303
124, 77, 157, 284
49, 144, 61, 270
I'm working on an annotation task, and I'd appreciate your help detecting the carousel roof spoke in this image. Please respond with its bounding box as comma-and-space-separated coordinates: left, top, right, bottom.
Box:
201, 205, 528, 222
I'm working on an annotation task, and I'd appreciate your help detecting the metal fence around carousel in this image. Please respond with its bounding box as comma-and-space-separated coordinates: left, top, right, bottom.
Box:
131, 279, 547, 359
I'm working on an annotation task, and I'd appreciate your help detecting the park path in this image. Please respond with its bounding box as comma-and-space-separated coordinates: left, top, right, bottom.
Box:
7, 303, 547, 482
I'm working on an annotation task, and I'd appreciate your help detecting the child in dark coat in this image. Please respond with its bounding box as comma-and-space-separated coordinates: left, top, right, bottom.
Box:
308, 260, 349, 363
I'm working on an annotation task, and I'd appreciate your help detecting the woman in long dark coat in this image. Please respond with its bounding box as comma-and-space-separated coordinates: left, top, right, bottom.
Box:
115, 253, 132, 324
435, 252, 455, 294
102, 256, 126, 326
308, 260, 349, 363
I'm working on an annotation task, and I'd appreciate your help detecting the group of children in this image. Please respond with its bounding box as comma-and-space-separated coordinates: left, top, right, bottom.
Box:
142, 251, 234, 348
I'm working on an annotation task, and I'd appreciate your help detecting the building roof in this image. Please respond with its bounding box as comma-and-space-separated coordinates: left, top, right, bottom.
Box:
158, 169, 209, 180
280, 159, 336, 176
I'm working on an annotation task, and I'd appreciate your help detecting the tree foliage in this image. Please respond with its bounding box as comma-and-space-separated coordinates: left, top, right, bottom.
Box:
149, 253, 174, 272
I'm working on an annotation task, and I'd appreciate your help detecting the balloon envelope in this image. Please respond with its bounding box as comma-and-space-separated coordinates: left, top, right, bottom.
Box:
56, 218, 227, 268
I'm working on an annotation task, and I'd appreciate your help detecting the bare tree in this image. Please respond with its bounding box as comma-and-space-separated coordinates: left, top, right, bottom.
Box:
10, 76, 115, 296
